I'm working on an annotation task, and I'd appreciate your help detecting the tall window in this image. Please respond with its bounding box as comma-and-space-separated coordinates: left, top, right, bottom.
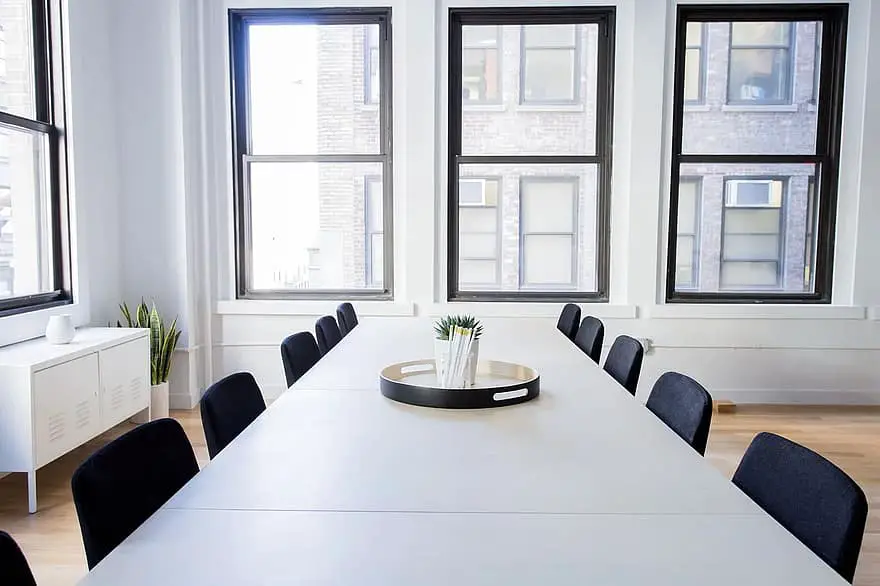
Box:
684, 23, 705, 104
675, 178, 701, 289
230, 8, 393, 299
667, 5, 847, 303
727, 21, 794, 104
520, 24, 579, 104
0, 0, 68, 315
462, 26, 500, 103
448, 7, 614, 302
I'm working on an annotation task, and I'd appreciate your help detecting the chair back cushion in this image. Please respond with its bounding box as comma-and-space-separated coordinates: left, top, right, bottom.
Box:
0, 531, 36, 586
315, 315, 343, 355
574, 316, 604, 364
646, 372, 713, 455
603, 335, 644, 395
733, 432, 868, 582
556, 303, 581, 340
200, 372, 266, 459
280, 332, 322, 387
71, 418, 199, 568
336, 302, 359, 337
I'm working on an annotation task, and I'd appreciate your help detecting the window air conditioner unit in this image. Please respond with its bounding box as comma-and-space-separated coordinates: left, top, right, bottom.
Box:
459, 178, 488, 206
725, 179, 777, 207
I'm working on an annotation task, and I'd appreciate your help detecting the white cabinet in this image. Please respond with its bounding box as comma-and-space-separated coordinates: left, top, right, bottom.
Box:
0, 328, 150, 512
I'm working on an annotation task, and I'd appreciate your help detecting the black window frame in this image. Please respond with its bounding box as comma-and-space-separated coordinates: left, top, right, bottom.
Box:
667, 4, 847, 304
0, 0, 70, 317
726, 20, 795, 105
229, 7, 394, 300
519, 23, 581, 105
448, 6, 614, 303
684, 22, 707, 105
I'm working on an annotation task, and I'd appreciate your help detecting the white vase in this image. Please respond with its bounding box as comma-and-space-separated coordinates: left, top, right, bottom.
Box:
151, 381, 170, 419
434, 338, 480, 387
45, 314, 75, 344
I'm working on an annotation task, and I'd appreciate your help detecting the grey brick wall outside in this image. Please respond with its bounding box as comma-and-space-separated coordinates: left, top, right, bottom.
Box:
311, 20, 821, 294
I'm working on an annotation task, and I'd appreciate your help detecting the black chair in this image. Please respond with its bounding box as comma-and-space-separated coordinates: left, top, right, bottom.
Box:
603, 335, 644, 396
336, 302, 359, 337
646, 372, 713, 455
315, 315, 342, 356
556, 303, 581, 340
0, 531, 36, 586
574, 316, 604, 364
733, 432, 868, 582
71, 418, 199, 569
200, 372, 266, 459
280, 331, 322, 387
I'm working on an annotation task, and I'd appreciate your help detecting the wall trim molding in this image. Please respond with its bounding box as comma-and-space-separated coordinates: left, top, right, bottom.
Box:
645, 304, 868, 320
216, 300, 416, 317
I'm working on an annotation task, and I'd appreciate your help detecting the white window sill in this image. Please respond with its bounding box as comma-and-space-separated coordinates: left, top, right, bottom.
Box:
215, 299, 416, 317
426, 302, 638, 319
720, 104, 800, 113
646, 304, 867, 320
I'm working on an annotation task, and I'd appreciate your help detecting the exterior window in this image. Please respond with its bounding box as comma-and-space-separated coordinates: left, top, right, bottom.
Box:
449, 7, 614, 302
727, 21, 793, 104
230, 8, 393, 298
458, 177, 500, 287
462, 25, 500, 103
721, 179, 783, 289
675, 178, 701, 289
0, 0, 69, 315
520, 178, 577, 289
364, 178, 383, 287
684, 23, 705, 104
668, 5, 847, 303
520, 24, 579, 104
365, 23, 380, 104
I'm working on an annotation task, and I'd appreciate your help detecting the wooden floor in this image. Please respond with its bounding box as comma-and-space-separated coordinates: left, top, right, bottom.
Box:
0, 406, 878, 585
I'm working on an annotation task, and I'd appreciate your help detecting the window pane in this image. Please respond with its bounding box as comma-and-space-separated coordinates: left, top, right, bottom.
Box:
684, 48, 702, 102
521, 179, 575, 232
463, 25, 498, 47
677, 180, 699, 233
0, 2, 36, 118
728, 48, 791, 103
0, 125, 51, 299
674, 163, 815, 295
523, 24, 576, 48
731, 22, 790, 46
461, 23, 598, 155
248, 23, 380, 154
523, 234, 573, 285
523, 49, 575, 103
675, 235, 695, 288
457, 163, 597, 293
248, 162, 384, 291
721, 261, 779, 288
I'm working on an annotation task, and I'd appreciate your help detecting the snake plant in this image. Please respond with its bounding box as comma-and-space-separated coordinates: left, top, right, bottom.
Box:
116, 300, 181, 385
433, 314, 483, 340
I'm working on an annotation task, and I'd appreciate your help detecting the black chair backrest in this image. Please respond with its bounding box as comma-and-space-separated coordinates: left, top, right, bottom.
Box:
603, 335, 644, 395
574, 316, 604, 364
315, 315, 342, 356
646, 372, 713, 455
200, 372, 266, 459
733, 432, 868, 582
0, 531, 36, 586
336, 302, 359, 337
280, 331, 322, 388
71, 418, 199, 569
556, 303, 581, 340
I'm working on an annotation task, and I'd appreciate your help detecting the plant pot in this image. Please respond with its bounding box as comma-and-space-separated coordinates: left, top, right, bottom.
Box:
434, 338, 480, 388
132, 381, 169, 424
45, 314, 75, 344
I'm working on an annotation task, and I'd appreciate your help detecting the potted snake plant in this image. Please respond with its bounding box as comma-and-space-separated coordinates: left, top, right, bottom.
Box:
433, 315, 483, 387
115, 300, 181, 420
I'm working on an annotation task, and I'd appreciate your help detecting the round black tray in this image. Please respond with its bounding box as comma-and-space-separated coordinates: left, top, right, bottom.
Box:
379, 359, 540, 409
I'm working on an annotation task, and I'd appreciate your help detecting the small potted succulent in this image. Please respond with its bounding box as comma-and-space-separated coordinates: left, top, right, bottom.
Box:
114, 300, 181, 420
433, 315, 483, 387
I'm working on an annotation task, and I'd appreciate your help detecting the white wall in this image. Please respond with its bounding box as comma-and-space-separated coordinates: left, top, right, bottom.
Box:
7, 0, 878, 407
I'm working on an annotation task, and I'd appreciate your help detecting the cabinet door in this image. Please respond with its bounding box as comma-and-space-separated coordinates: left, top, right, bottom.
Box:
99, 337, 150, 428
33, 354, 100, 468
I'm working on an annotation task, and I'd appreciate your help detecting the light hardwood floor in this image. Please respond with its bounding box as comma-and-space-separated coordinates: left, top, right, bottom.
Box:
0, 406, 878, 585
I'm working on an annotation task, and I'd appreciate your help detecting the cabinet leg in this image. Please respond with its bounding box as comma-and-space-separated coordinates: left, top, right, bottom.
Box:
27, 471, 36, 514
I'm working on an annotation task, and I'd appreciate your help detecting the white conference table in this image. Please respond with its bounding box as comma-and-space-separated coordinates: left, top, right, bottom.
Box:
79, 319, 847, 585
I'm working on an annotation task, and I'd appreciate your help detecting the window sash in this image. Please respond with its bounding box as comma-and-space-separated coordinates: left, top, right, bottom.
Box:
230, 8, 394, 299
726, 22, 794, 105
519, 24, 580, 105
